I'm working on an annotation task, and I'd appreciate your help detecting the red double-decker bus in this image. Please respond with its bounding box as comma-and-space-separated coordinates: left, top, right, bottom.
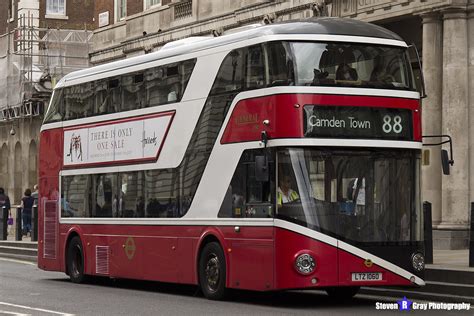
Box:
38, 18, 425, 300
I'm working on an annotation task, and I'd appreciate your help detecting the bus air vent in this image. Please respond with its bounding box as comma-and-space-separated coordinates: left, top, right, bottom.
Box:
43, 200, 58, 259
96, 246, 110, 275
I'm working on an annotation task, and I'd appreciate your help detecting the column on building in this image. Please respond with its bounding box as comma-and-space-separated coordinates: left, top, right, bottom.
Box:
468, 5, 474, 207
440, 8, 470, 248
420, 12, 443, 226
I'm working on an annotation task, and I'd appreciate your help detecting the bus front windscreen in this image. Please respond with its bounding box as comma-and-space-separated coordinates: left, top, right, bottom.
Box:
288, 42, 415, 91
276, 148, 422, 244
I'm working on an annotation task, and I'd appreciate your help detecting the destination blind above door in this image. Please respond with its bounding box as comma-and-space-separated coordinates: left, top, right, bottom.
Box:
303, 105, 413, 141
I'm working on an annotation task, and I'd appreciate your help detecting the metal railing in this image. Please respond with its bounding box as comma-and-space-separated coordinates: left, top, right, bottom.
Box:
0, 205, 38, 241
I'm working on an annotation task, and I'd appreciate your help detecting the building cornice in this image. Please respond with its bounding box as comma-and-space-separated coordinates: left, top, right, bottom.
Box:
442, 8, 468, 20
90, 1, 315, 64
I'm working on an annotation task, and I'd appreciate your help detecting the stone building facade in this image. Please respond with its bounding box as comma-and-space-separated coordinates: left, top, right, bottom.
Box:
0, 0, 94, 204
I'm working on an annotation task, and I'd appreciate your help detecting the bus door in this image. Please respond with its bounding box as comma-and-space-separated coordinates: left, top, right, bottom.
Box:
218, 149, 275, 290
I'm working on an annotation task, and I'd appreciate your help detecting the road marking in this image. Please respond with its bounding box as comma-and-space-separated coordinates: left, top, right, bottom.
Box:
0, 302, 74, 316
0, 258, 36, 266
0, 310, 31, 316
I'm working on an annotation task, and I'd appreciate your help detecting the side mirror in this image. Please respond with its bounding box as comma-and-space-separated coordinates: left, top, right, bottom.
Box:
441, 149, 450, 175
422, 135, 454, 175
255, 155, 269, 182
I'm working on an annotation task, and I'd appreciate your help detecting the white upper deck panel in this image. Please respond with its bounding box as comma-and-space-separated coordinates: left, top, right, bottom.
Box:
56, 18, 407, 88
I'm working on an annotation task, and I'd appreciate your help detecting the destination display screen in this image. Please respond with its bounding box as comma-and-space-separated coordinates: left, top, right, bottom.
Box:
303, 105, 412, 140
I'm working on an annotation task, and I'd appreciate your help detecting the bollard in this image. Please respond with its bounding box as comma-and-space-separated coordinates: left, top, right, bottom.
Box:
423, 201, 433, 264
15, 207, 22, 241
0, 206, 7, 240
470, 203, 474, 267
31, 205, 38, 242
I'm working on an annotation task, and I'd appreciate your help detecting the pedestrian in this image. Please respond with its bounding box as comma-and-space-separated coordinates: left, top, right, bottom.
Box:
20, 188, 34, 236
0, 187, 11, 214
0, 187, 12, 235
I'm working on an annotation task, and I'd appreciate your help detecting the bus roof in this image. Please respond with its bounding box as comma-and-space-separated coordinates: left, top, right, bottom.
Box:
60, 17, 404, 86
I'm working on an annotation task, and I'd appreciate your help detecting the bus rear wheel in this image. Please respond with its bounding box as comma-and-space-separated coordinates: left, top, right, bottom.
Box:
67, 236, 86, 283
325, 286, 359, 300
199, 242, 227, 300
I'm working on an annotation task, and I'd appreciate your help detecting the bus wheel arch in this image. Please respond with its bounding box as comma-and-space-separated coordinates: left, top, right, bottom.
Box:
197, 234, 228, 300
65, 233, 87, 283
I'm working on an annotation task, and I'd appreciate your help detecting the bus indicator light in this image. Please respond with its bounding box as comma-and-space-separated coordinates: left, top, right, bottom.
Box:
364, 259, 373, 268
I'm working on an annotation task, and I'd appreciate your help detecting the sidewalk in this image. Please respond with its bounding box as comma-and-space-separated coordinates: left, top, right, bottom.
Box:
429, 249, 473, 271
6, 235, 34, 243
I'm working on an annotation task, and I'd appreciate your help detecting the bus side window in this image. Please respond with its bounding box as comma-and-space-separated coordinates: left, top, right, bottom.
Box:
61, 174, 90, 218
122, 73, 145, 111
144, 169, 179, 218
95, 80, 108, 115
44, 88, 64, 123
165, 65, 180, 103
180, 59, 196, 99
145, 66, 165, 106
211, 49, 243, 95
92, 174, 115, 218
266, 41, 294, 87
107, 78, 121, 113
245, 44, 265, 90
218, 149, 275, 218
117, 172, 145, 218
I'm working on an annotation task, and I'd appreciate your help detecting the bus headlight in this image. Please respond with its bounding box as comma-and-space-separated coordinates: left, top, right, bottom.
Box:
412, 252, 425, 272
295, 253, 316, 275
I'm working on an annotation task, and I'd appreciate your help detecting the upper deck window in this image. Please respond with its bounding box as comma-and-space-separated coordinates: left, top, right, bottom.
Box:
44, 58, 196, 124
210, 41, 414, 97
289, 42, 415, 91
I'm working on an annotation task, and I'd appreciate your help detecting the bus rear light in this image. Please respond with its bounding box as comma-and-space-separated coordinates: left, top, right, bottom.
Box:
295, 253, 316, 275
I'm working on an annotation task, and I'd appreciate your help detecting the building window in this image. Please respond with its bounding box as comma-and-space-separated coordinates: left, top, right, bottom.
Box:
115, 0, 127, 21
8, 0, 15, 21
144, 0, 161, 10
46, 0, 66, 15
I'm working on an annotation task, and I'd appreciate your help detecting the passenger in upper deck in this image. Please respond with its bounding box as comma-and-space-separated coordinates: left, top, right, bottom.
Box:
336, 63, 358, 81
335, 47, 358, 81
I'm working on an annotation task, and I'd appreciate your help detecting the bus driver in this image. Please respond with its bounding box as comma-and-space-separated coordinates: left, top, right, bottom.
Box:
277, 176, 299, 205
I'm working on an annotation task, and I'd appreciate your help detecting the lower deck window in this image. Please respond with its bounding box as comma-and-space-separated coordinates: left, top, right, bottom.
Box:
61, 169, 181, 218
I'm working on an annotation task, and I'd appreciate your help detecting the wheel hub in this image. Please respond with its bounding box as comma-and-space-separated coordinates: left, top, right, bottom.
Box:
205, 254, 220, 291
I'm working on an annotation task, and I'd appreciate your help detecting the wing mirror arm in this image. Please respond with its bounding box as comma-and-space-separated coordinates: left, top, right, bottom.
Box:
422, 135, 454, 175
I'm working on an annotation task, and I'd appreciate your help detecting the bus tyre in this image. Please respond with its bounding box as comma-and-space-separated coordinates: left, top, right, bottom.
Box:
325, 286, 359, 300
67, 236, 86, 283
199, 242, 227, 300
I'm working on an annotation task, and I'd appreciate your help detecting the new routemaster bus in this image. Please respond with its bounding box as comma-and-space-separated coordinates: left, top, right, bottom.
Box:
38, 17, 425, 300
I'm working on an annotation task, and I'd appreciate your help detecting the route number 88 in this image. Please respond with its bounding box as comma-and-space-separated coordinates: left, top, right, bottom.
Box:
382, 115, 403, 134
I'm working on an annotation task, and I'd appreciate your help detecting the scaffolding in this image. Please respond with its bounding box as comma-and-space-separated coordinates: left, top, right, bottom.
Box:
0, 13, 93, 120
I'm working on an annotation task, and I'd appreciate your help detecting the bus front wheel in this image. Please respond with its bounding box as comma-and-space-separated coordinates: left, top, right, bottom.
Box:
199, 242, 227, 300
66, 236, 86, 283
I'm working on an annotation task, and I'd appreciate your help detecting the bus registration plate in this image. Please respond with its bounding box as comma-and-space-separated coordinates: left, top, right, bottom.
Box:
351, 272, 382, 282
